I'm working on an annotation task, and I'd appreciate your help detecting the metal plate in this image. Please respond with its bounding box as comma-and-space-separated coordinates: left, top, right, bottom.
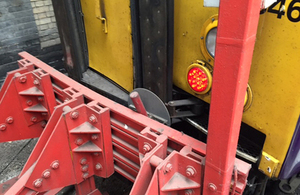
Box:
128, 88, 171, 126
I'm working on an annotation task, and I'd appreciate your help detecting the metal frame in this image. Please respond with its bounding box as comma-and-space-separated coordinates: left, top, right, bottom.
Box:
0, 52, 250, 194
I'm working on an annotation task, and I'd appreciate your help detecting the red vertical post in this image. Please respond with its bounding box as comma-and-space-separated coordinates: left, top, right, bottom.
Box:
203, 0, 261, 194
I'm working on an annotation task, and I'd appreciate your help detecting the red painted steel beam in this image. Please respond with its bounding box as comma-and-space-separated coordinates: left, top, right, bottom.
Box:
203, 0, 261, 194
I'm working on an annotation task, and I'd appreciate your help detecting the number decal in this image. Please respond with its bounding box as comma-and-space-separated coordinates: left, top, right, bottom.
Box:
260, 0, 300, 22
287, 0, 300, 22
268, 0, 286, 18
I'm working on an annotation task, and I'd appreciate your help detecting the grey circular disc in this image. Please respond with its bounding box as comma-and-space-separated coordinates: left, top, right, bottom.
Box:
128, 88, 171, 126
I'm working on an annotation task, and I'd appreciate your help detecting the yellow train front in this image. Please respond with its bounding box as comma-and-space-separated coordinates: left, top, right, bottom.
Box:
53, 0, 300, 193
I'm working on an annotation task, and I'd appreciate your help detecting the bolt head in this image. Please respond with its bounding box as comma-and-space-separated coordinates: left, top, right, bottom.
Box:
186, 166, 196, 177
185, 189, 194, 195
31, 116, 38, 123
33, 179, 42, 188
95, 163, 102, 171
80, 158, 87, 165
91, 134, 98, 140
89, 115, 97, 123
42, 170, 51, 179
27, 100, 33, 106
93, 152, 100, 156
33, 79, 40, 85
143, 143, 152, 154
41, 121, 47, 128
164, 163, 172, 173
75, 138, 83, 146
6, 117, 14, 124
82, 172, 89, 179
81, 165, 89, 172
0, 124, 7, 131
38, 97, 44, 102
70, 111, 79, 119
19, 76, 27, 83
208, 183, 217, 192
51, 161, 59, 169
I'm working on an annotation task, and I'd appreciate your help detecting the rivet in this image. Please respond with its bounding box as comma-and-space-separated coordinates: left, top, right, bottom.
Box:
31, 116, 38, 123
186, 166, 196, 177
267, 167, 272, 173
42, 170, 51, 179
89, 115, 97, 123
19, 76, 27, 83
51, 160, 59, 169
70, 111, 79, 119
33, 179, 42, 188
0, 124, 7, 131
208, 183, 217, 192
164, 162, 172, 173
6, 117, 14, 124
80, 158, 87, 165
81, 165, 89, 172
75, 138, 83, 146
95, 163, 102, 171
82, 172, 89, 179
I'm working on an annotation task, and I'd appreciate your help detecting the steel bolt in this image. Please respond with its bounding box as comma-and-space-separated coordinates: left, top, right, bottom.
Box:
164, 163, 173, 173
80, 158, 87, 165
91, 134, 98, 140
0, 124, 7, 131
81, 165, 89, 172
41, 121, 47, 128
89, 115, 97, 123
75, 138, 83, 146
93, 152, 100, 156
27, 100, 33, 106
19, 76, 27, 83
70, 111, 79, 119
38, 97, 44, 102
82, 172, 89, 179
33, 79, 40, 85
186, 166, 196, 177
208, 183, 217, 192
95, 163, 102, 171
42, 170, 51, 179
51, 161, 59, 169
33, 179, 42, 188
143, 143, 152, 154
185, 189, 194, 195
6, 117, 14, 124
31, 116, 38, 123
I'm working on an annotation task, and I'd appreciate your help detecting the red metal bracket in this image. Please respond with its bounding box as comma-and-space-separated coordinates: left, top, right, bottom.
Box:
0, 53, 251, 194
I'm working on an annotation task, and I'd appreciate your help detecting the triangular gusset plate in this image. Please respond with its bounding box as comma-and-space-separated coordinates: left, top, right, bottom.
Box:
19, 87, 44, 96
161, 172, 200, 192
69, 122, 101, 134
